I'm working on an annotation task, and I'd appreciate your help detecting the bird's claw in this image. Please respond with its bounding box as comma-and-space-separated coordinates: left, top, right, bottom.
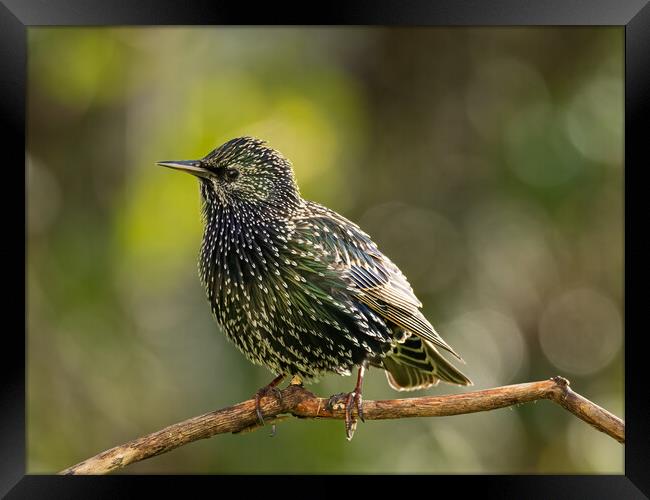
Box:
327, 390, 364, 440
349, 391, 364, 423
254, 385, 283, 427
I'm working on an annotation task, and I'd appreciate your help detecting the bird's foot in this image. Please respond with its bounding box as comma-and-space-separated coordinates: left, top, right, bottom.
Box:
254, 375, 285, 428
327, 390, 364, 440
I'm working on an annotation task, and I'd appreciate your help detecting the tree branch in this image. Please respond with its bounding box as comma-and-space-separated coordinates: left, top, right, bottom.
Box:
60, 376, 624, 475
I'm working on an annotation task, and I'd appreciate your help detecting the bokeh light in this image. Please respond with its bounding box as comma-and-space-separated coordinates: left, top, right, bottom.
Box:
539, 288, 622, 376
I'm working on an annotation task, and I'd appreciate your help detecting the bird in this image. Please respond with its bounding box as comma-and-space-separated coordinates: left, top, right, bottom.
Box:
158, 137, 471, 439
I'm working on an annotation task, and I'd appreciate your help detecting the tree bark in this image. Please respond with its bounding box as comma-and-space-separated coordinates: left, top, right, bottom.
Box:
60, 376, 624, 475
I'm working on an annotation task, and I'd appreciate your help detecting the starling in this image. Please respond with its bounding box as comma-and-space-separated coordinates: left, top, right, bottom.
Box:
158, 137, 471, 439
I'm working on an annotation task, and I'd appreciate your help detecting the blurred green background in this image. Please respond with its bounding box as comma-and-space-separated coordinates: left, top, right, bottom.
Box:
27, 27, 623, 473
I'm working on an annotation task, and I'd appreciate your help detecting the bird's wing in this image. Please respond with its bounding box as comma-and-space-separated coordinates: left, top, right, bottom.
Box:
293, 202, 461, 360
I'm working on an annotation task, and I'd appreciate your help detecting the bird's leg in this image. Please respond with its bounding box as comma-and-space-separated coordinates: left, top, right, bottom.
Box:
254, 374, 286, 427
327, 361, 369, 440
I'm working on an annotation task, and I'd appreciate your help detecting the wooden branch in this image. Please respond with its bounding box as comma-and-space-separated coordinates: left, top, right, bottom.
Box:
60, 376, 624, 475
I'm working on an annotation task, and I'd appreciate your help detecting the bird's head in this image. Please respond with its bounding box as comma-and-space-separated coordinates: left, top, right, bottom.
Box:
158, 137, 301, 214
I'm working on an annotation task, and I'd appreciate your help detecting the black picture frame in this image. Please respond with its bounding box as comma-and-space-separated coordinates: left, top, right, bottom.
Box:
3, 1, 648, 497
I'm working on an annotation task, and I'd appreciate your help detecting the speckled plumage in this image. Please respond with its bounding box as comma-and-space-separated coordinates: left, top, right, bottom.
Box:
160, 137, 471, 394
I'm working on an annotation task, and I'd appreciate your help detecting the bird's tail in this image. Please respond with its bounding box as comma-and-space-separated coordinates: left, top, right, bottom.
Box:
383, 335, 472, 391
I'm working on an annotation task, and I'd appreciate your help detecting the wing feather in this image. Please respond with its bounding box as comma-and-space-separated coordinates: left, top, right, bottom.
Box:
294, 202, 462, 361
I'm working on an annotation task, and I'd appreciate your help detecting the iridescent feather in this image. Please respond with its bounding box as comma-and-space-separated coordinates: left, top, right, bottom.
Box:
163, 137, 471, 391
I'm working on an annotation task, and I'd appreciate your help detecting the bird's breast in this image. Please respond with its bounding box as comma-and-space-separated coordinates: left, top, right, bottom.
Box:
198, 214, 292, 327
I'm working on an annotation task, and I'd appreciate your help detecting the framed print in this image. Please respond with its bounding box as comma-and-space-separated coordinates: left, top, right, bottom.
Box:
2, 0, 649, 497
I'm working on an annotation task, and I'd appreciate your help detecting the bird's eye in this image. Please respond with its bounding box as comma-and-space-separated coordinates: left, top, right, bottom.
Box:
225, 168, 240, 181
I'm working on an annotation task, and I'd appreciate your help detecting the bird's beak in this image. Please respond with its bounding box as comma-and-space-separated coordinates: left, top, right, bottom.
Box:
157, 160, 211, 179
